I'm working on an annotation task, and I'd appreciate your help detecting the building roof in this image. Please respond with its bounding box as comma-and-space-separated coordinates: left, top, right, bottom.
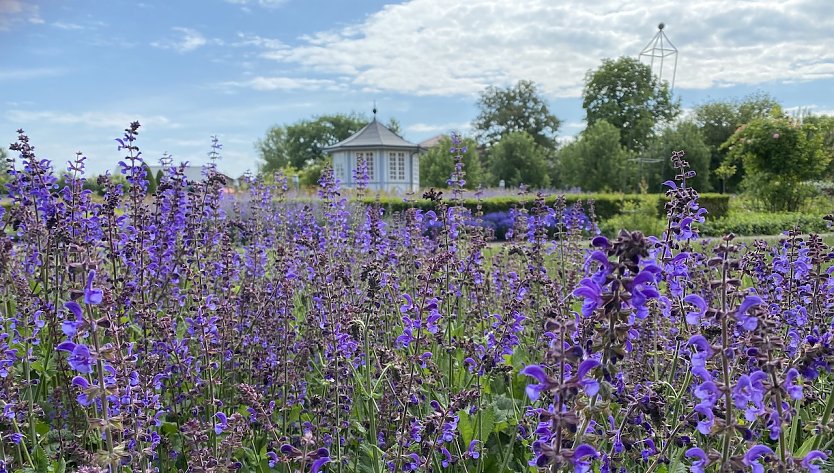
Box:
323, 118, 422, 152
418, 134, 447, 149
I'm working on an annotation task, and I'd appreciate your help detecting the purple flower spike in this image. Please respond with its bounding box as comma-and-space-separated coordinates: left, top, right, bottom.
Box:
694, 404, 714, 435
84, 270, 103, 305
576, 359, 600, 396
801, 450, 828, 473
685, 447, 709, 473
57, 342, 95, 374
440, 446, 452, 468
64, 301, 83, 319
467, 440, 480, 459
742, 445, 773, 473
311, 456, 331, 473
687, 335, 713, 368
683, 294, 707, 325
573, 278, 603, 317
591, 236, 610, 248
71, 376, 90, 389
520, 365, 553, 401
571, 444, 598, 473
214, 412, 228, 435
400, 294, 414, 313
736, 295, 763, 331
785, 368, 803, 400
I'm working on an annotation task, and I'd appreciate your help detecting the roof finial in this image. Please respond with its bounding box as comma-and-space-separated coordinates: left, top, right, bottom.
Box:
372, 101, 377, 120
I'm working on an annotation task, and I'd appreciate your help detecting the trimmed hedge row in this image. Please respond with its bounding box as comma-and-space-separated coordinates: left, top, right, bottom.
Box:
360, 193, 730, 220
698, 212, 830, 236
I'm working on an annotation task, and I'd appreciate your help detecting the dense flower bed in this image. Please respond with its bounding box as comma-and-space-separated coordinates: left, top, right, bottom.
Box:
0, 128, 832, 473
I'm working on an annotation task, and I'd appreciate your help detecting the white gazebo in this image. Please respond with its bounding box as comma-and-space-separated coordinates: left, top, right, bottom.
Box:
323, 113, 423, 193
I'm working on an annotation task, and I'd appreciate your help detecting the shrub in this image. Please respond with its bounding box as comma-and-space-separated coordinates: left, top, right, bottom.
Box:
698, 212, 830, 236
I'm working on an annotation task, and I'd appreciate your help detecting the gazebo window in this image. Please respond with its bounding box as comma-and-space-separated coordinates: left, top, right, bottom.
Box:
356, 152, 374, 180
389, 152, 405, 180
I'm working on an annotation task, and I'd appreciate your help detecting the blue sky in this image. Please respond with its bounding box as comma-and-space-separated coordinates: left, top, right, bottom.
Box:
2, 0, 833, 177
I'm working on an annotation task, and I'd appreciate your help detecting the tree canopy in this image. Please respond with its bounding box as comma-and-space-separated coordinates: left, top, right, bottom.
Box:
724, 109, 832, 210
488, 131, 551, 188
472, 80, 561, 151
692, 92, 779, 191
419, 135, 487, 189
0, 147, 9, 192
582, 57, 680, 152
638, 121, 712, 192
558, 120, 632, 193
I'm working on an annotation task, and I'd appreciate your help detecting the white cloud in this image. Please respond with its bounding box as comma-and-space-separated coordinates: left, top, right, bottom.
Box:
6, 110, 175, 129
784, 104, 834, 118
406, 122, 471, 134
52, 21, 84, 30
152, 27, 218, 53
219, 76, 343, 92
248, 0, 834, 98
0, 67, 65, 81
0, 0, 42, 30
225, 0, 288, 9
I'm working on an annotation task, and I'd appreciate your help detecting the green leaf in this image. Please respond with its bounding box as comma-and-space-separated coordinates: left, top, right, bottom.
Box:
161, 421, 179, 435
33, 446, 48, 473
795, 435, 819, 458
457, 409, 475, 447
35, 420, 50, 437
50, 458, 66, 473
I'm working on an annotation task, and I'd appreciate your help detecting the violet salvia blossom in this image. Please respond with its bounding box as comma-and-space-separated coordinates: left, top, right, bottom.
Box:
743, 445, 773, 473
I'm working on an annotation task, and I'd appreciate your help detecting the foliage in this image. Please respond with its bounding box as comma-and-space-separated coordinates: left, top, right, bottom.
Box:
472, 80, 561, 150
638, 121, 712, 192
582, 57, 680, 151
698, 211, 829, 236
487, 131, 551, 188
419, 135, 487, 188
558, 120, 633, 192
692, 92, 780, 192
363, 192, 730, 222
300, 159, 327, 187
598, 195, 665, 237
801, 114, 834, 174
724, 109, 832, 211
257, 113, 384, 173
0, 147, 9, 192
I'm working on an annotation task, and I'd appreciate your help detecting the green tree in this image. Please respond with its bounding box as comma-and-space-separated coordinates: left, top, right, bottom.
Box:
724, 109, 832, 211
582, 57, 680, 152
419, 136, 486, 189
558, 120, 632, 192
488, 131, 550, 188
0, 147, 9, 193
257, 113, 380, 173
472, 80, 561, 151
693, 92, 779, 191
801, 114, 834, 176
638, 121, 712, 192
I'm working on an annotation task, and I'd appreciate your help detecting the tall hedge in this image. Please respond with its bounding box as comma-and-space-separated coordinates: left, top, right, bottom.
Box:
359, 193, 730, 220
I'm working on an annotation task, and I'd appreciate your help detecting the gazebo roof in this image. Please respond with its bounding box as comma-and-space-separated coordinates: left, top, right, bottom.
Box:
323, 118, 421, 152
